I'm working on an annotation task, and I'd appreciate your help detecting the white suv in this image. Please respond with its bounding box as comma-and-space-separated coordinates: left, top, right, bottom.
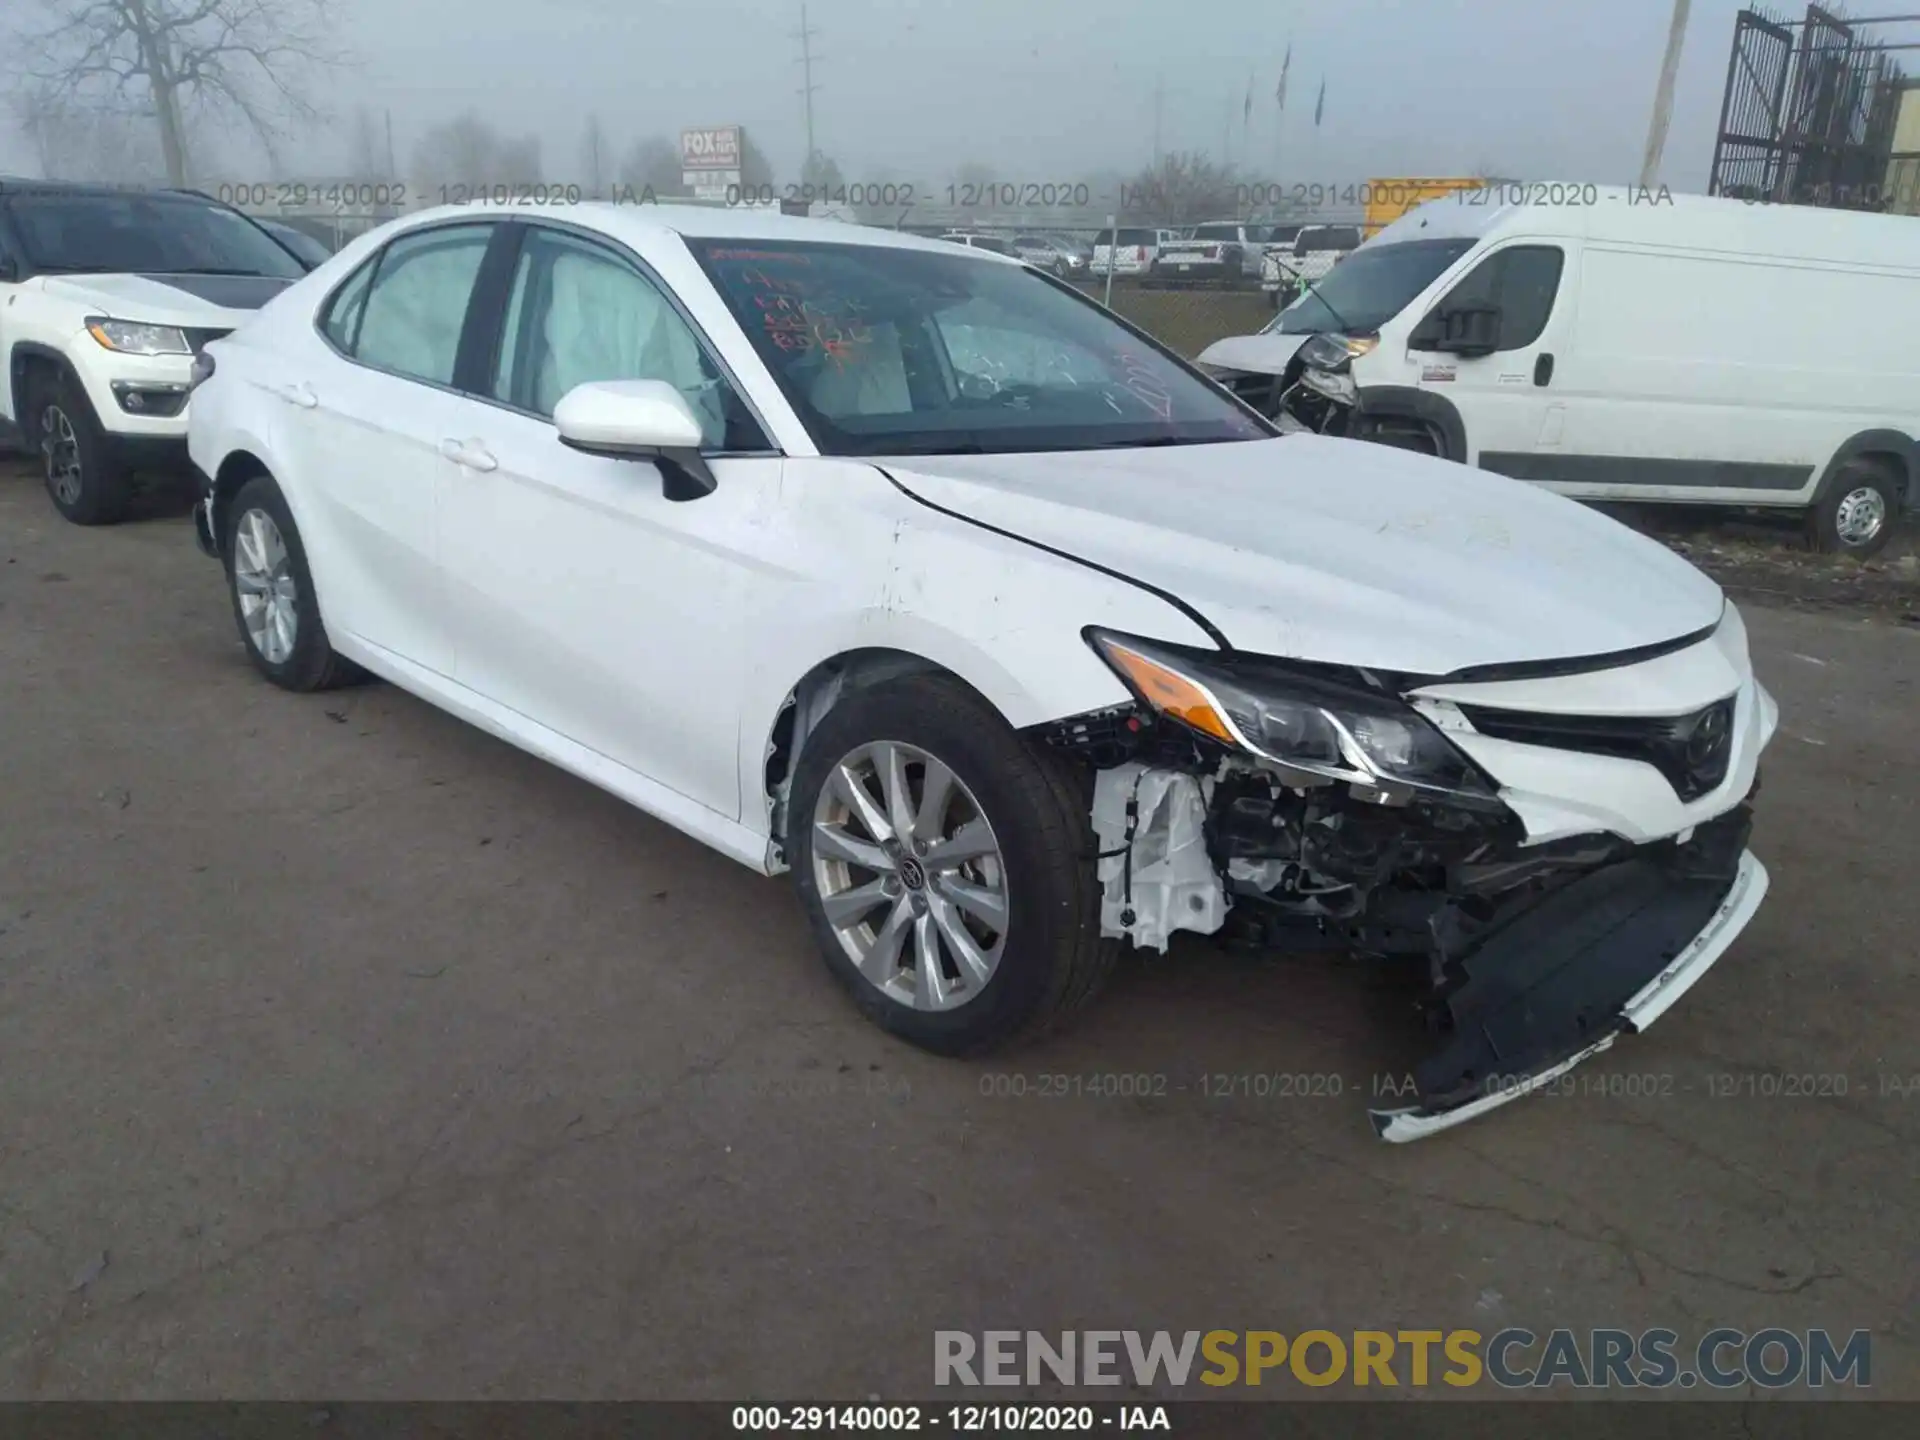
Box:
0, 180, 309, 523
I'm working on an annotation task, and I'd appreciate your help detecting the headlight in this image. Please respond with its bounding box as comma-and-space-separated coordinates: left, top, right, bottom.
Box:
1086, 630, 1498, 805
1297, 332, 1379, 372
86, 317, 193, 356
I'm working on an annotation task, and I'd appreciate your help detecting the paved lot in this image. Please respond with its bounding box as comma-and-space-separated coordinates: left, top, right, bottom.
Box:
2, 458, 1917, 1400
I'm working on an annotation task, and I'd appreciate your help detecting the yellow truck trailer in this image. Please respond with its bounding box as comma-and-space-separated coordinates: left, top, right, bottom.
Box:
1362, 177, 1485, 237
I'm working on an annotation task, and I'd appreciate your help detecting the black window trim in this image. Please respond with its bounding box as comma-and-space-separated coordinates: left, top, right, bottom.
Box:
311, 217, 504, 402
451, 215, 783, 458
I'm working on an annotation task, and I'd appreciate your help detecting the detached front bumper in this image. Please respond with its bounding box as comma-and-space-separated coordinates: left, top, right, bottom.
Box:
1371, 809, 1767, 1142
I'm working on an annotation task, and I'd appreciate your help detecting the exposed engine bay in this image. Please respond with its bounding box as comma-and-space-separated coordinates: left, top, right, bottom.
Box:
1040, 634, 1767, 1142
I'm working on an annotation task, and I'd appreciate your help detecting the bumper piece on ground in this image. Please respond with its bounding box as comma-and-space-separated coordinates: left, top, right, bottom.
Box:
1370, 815, 1768, 1143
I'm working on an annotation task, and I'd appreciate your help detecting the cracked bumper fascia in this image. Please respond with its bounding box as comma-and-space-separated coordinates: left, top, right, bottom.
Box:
1369, 849, 1770, 1143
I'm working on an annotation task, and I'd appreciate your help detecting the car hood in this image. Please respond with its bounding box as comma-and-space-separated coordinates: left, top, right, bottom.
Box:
40, 272, 294, 328
881, 436, 1726, 677
1196, 332, 1309, 375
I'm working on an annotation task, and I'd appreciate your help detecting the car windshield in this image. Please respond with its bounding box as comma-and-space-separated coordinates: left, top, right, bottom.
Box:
1269, 237, 1475, 335
691, 238, 1271, 457
1192, 224, 1239, 240
3, 190, 307, 278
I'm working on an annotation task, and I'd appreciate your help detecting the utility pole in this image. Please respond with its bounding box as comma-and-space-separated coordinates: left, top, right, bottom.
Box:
384, 109, 397, 180
1640, 0, 1692, 187
1152, 74, 1164, 166
794, 3, 822, 171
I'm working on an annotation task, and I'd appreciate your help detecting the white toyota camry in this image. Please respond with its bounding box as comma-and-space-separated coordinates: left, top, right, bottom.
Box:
186, 203, 1777, 1140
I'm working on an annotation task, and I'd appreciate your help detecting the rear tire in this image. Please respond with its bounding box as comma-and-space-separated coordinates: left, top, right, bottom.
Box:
224, 473, 365, 691
1807, 459, 1900, 558
28, 369, 132, 526
790, 674, 1117, 1056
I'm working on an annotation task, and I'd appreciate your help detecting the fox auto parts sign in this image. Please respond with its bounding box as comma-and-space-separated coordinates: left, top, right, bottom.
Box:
680, 126, 742, 171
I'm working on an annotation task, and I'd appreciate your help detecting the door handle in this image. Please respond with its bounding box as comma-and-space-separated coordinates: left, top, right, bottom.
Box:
439, 438, 498, 472
1533, 353, 1555, 387
275, 381, 317, 408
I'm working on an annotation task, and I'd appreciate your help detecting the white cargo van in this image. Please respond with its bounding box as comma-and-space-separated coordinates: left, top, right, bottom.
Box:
1196, 187, 1920, 555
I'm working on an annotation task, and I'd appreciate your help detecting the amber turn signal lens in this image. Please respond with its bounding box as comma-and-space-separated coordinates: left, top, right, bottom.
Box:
1099, 641, 1236, 744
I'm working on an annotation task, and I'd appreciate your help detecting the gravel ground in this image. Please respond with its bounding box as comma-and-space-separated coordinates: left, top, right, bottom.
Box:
2, 458, 1917, 1402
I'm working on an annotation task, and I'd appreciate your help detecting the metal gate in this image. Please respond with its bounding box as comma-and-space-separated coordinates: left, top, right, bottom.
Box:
1709, 5, 1913, 209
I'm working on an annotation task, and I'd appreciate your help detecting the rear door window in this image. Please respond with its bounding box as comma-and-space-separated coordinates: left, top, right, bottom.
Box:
348, 223, 494, 385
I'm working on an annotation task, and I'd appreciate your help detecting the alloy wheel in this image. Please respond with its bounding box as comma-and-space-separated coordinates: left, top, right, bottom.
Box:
1833, 485, 1887, 548
810, 740, 1009, 1011
41, 405, 83, 508
232, 508, 300, 664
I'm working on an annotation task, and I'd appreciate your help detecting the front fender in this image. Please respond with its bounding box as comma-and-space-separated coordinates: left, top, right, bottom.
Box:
732, 461, 1218, 836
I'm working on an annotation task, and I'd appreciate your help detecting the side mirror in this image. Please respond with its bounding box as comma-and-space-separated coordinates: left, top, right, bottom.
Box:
1425, 301, 1501, 358
553, 379, 716, 501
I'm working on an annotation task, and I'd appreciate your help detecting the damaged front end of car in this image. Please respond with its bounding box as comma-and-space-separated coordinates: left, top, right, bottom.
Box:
1040, 629, 1769, 1142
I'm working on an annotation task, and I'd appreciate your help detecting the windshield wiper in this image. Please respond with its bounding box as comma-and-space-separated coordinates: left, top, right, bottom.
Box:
150, 267, 277, 277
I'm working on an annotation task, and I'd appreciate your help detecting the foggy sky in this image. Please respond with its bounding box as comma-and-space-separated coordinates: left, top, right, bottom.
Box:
0, 1, 1835, 193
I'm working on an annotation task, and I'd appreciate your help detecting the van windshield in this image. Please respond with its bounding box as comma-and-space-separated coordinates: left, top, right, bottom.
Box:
1269, 237, 1475, 335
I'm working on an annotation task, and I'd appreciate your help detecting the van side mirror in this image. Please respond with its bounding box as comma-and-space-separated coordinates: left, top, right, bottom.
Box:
1425, 301, 1501, 358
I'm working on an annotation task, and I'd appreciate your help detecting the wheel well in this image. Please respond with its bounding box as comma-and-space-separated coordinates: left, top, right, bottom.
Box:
761, 648, 984, 866
8, 347, 66, 424
1846, 449, 1909, 499
209, 450, 272, 549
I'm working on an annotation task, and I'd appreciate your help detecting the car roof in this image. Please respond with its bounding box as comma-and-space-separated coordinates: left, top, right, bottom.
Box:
0, 178, 217, 202
397, 199, 1023, 261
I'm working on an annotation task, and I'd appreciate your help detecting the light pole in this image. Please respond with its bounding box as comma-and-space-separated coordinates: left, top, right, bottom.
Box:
1640, 0, 1693, 188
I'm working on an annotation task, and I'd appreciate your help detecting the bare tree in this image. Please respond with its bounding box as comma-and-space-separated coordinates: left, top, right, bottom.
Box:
10, 0, 349, 187
1123, 151, 1241, 226
618, 136, 683, 197
580, 114, 608, 197
345, 105, 391, 181
411, 114, 542, 194
11, 81, 163, 183
799, 150, 846, 195
739, 131, 775, 190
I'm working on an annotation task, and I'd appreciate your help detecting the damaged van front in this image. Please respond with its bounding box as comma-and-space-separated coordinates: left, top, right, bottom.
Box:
884, 433, 1776, 1141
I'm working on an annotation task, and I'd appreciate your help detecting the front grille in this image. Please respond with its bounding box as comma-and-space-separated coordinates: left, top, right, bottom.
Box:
1458, 696, 1738, 802
183, 328, 233, 356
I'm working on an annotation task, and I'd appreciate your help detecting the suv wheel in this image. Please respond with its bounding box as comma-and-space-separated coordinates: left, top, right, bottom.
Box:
224, 473, 364, 691
1808, 459, 1900, 559
790, 674, 1117, 1055
28, 371, 132, 525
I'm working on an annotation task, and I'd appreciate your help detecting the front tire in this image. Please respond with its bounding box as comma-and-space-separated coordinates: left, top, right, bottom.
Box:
790, 674, 1117, 1056
29, 370, 132, 526
1808, 460, 1900, 558
224, 473, 363, 691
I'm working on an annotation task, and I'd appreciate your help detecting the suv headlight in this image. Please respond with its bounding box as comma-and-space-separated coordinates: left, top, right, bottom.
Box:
86, 317, 193, 356
1087, 629, 1499, 805
1297, 332, 1378, 372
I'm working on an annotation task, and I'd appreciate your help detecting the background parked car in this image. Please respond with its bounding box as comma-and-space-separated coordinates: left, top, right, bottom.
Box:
1091, 225, 1163, 277
1009, 233, 1085, 276
1155, 220, 1268, 282
0, 178, 307, 523
938, 231, 1017, 256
